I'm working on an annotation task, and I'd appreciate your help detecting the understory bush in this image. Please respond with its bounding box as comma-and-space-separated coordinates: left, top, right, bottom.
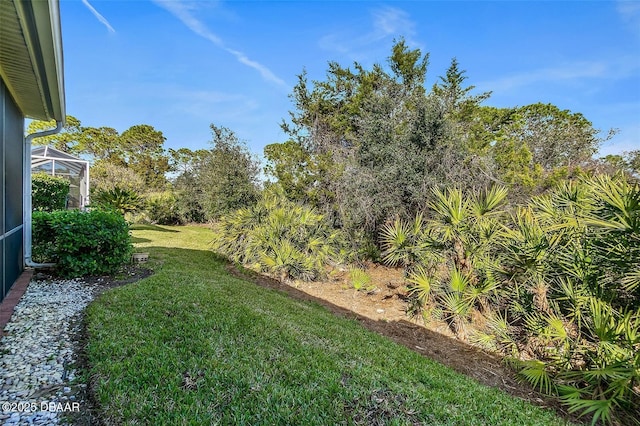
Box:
145, 191, 182, 225
212, 186, 347, 281
32, 173, 69, 212
92, 186, 141, 216
381, 174, 640, 424
32, 209, 132, 277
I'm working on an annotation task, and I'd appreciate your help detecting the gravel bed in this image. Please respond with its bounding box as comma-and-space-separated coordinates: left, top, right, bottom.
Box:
0, 278, 101, 426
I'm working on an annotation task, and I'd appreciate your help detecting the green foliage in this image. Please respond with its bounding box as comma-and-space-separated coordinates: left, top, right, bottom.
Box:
348, 268, 374, 291
118, 124, 170, 189
380, 214, 434, 270
382, 185, 507, 337
31, 173, 70, 212
27, 115, 82, 152
211, 187, 345, 281
432, 57, 490, 115
32, 209, 132, 277
277, 42, 607, 243
282, 40, 475, 240
29, 118, 171, 190
145, 191, 182, 225
197, 124, 260, 221
263, 140, 329, 205
76, 126, 121, 161
90, 160, 146, 196
383, 176, 639, 423
92, 187, 142, 216
508, 103, 604, 171
168, 148, 210, 223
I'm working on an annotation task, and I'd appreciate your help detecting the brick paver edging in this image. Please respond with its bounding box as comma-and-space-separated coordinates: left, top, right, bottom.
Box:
0, 269, 34, 335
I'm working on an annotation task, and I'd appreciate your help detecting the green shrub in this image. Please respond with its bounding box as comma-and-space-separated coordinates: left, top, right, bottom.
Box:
382, 176, 640, 424
145, 191, 182, 225
32, 209, 133, 277
92, 187, 141, 215
212, 186, 346, 281
175, 190, 206, 223
32, 173, 69, 212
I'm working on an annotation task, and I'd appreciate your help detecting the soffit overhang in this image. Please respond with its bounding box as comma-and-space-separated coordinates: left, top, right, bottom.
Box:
0, 0, 65, 121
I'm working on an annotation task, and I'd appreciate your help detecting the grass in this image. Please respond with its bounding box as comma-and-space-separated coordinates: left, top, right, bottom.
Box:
85, 225, 572, 425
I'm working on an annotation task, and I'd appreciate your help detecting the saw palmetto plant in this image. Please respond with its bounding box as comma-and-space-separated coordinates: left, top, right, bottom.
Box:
383, 176, 639, 423
381, 185, 508, 335
211, 186, 346, 281
492, 174, 639, 425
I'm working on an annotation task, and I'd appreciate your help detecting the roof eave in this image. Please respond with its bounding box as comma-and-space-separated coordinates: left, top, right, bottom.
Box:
3, 0, 65, 121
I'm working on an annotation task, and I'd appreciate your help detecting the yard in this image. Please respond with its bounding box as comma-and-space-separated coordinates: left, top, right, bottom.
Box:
84, 225, 573, 425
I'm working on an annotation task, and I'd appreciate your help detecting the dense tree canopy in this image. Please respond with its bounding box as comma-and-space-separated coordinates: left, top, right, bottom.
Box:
276, 40, 614, 237
28, 117, 170, 191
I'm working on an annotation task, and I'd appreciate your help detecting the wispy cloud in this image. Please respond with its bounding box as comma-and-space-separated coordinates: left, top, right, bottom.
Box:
480, 56, 640, 94
81, 0, 115, 33
319, 6, 418, 60
152, 0, 287, 89
164, 88, 259, 121
617, 1, 640, 36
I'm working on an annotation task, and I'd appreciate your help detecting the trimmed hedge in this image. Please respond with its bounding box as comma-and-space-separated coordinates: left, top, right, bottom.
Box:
32, 173, 69, 212
32, 209, 133, 277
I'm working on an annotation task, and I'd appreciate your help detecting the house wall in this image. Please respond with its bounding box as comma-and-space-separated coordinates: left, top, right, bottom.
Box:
0, 76, 25, 303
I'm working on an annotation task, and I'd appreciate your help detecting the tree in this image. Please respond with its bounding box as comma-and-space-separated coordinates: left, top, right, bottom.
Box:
263, 140, 333, 206
76, 126, 122, 163
119, 124, 170, 189
601, 150, 640, 178
168, 147, 210, 175
27, 115, 82, 152
389, 38, 428, 94
169, 148, 211, 223
197, 124, 260, 221
90, 160, 146, 195
505, 103, 605, 170
432, 58, 490, 116
281, 40, 494, 238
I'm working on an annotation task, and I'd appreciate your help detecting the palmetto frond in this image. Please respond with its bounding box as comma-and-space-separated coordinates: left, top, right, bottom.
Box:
406, 265, 435, 304
471, 311, 520, 357
559, 390, 615, 426
428, 187, 467, 242
470, 185, 508, 218
380, 215, 432, 268
517, 360, 554, 394
349, 267, 373, 291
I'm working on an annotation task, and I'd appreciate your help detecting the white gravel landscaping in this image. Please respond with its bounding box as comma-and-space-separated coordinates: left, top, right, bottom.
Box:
0, 278, 102, 426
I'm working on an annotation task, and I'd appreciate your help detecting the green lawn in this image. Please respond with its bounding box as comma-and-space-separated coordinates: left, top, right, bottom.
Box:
85, 225, 572, 425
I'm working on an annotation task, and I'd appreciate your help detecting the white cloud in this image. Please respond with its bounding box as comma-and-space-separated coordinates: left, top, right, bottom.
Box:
480, 56, 640, 94
372, 7, 416, 39
319, 7, 418, 60
598, 122, 640, 156
81, 0, 115, 33
617, 1, 640, 36
160, 88, 260, 121
482, 62, 607, 92
152, 0, 288, 89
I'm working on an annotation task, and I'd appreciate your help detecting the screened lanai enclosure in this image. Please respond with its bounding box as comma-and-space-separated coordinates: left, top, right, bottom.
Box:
31, 146, 90, 209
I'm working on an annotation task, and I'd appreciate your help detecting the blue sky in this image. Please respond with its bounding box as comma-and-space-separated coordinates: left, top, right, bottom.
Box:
61, 1, 639, 159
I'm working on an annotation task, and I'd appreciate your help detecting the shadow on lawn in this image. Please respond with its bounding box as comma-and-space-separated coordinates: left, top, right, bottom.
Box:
129, 224, 179, 232
225, 261, 582, 424
131, 236, 151, 244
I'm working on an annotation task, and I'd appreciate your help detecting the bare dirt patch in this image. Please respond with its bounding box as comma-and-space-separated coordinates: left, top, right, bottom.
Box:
227, 263, 583, 424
